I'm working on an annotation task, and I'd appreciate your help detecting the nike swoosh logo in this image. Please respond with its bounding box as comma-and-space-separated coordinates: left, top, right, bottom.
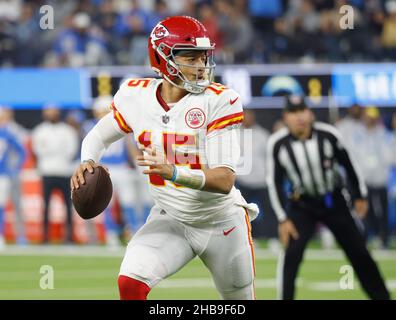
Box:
223, 226, 236, 236
230, 97, 239, 105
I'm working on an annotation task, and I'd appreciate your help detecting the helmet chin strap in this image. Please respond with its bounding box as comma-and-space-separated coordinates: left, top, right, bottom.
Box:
183, 79, 210, 94
163, 74, 207, 94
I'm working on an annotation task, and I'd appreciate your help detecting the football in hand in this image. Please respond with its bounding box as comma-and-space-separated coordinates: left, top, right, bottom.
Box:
72, 166, 113, 220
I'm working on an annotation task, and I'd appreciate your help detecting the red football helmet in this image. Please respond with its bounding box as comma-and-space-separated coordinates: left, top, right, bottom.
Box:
148, 16, 216, 94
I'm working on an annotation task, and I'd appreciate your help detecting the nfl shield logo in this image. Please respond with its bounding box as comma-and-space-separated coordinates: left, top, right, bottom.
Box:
162, 115, 170, 124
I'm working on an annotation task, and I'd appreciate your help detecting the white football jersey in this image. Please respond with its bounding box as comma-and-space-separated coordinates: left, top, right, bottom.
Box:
110, 78, 257, 224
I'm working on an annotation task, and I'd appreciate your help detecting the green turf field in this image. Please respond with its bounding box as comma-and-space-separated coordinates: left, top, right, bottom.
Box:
0, 245, 395, 300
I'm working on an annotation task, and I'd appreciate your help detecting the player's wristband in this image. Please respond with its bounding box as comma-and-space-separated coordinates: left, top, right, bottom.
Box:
171, 166, 206, 190
170, 164, 178, 182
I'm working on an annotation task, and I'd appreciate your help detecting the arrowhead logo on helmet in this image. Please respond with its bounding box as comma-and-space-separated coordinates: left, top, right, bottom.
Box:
151, 24, 169, 41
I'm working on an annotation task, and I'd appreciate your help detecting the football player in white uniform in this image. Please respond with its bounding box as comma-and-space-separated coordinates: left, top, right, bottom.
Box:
71, 16, 258, 300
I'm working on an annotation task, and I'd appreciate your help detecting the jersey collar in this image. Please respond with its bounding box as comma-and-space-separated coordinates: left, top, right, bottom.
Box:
155, 81, 193, 113
156, 83, 170, 112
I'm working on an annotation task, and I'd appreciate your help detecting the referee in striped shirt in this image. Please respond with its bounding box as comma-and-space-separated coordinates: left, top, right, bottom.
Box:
266, 96, 390, 300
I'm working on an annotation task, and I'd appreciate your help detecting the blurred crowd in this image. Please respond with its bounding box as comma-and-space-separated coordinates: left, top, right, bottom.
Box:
1, 0, 396, 67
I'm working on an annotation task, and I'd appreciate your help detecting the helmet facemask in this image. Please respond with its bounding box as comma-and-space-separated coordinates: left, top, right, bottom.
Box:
155, 42, 216, 94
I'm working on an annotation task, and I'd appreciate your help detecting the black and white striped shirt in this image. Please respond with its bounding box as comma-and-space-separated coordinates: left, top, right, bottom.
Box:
266, 122, 367, 222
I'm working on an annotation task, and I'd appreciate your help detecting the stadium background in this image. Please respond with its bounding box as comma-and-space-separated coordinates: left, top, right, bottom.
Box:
0, 0, 396, 300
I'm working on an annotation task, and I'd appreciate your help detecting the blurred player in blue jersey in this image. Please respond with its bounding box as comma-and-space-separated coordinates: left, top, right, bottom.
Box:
84, 96, 152, 245
0, 110, 26, 248
0, 107, 29, 244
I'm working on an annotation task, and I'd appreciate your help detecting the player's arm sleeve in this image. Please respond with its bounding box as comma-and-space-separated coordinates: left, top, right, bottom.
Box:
331, 127, 368, 199
266, 136, 288, 223
205, 89, 244, 171
81, 113, 126, 163
82, 79, 135, 162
